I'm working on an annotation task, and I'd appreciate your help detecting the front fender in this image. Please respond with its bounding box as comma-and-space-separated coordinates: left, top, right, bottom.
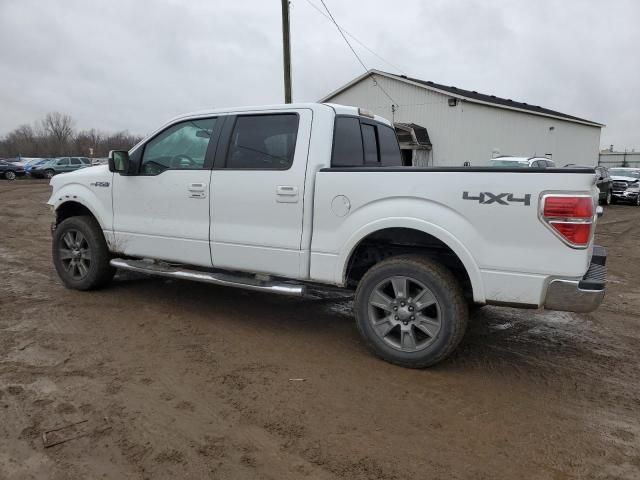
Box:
48, 182, 113, 231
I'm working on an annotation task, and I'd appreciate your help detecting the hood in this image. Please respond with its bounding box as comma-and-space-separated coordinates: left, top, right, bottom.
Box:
49, 164, 111, 190
611, 175, 640, 182
32, 160, 54, 169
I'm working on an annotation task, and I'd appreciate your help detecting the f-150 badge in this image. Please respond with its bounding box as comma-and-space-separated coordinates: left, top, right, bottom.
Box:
462, 191, 531, 206
90, 182, 110, 188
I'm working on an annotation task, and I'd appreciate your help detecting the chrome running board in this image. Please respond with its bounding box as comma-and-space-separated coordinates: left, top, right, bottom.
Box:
110, 258, 305, 296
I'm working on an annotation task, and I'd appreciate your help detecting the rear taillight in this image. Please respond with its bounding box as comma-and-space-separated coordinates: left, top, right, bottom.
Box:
540, 194, 594, 248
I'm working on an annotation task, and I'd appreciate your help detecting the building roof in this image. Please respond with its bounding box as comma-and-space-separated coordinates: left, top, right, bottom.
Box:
320, 70, 604, 128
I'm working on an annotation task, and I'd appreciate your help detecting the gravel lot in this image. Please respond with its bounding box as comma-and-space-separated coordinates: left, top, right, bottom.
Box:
1, 180, 639, 480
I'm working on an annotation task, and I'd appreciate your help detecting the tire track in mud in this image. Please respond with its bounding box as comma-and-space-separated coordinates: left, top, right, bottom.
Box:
1, 184, 640, 479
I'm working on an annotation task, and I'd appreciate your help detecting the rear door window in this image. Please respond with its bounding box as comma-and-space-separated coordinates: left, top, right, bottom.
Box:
225, 114, 299, 170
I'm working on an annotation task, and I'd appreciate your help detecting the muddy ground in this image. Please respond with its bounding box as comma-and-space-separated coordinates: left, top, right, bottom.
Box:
0, 180, 639, 480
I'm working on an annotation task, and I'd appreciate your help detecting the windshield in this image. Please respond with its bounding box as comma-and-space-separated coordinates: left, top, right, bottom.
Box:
490, 160, 529, 168
610, 169, 640, 179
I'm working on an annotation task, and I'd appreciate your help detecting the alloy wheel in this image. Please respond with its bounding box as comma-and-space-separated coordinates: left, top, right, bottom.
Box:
58, 229, 92, 280
5, 171, 16, 181
367, 275, 442, 352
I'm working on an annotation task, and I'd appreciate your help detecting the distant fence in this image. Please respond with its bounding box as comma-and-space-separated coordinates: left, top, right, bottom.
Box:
598, 152, 640, 168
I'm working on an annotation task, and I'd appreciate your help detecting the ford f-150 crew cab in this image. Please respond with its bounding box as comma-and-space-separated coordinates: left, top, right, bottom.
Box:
48, 103, 607, 368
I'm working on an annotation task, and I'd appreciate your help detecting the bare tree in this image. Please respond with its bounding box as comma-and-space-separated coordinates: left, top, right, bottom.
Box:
4, 124, 36, 156
0, 113, 142, 158
42, 112, 74, 154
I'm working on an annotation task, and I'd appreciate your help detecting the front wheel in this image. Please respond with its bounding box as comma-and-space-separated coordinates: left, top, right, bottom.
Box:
44, 169, 55, 179
52, 215, 115, 290
4, 170, 16, 181
354, 255, 468, 368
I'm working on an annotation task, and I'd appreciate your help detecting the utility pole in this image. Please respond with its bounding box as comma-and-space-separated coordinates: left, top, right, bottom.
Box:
281, 0, 292, 103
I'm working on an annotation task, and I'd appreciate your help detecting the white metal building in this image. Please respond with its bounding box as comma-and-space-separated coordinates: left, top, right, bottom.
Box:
320, 70, 603, 167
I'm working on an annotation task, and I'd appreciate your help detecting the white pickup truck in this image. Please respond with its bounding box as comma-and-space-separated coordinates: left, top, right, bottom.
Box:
48, 103, 606, 368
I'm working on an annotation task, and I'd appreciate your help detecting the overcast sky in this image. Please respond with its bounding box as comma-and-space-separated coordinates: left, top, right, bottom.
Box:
1, 0, 638, 149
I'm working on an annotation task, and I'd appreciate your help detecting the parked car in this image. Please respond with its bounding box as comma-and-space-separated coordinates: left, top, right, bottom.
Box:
2, 157, 27, 168
565, 164, 613, 205
20, 157, 47, 167
0, 159, 25, 180
25, 159, 51, 176
609, 168, 640, 206
47, 103, 606, 368
30, 157, 91, 178
489, 156, 556, 168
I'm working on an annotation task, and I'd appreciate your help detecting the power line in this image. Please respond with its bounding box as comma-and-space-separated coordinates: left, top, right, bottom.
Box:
303, 0, 407, 75
316, 0, 398, 107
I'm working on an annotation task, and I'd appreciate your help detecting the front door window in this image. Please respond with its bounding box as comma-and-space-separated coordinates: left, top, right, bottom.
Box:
141, 118, 217, 175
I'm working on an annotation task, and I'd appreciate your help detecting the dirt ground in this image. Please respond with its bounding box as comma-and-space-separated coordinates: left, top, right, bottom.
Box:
1, 180, 639, 480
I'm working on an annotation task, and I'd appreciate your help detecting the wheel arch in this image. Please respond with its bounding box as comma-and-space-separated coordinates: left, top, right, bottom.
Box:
340, 220, 485, 303
55, 200, 100, 226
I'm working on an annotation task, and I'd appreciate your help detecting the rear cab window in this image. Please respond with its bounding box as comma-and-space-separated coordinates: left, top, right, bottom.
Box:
331, 116, 401, 168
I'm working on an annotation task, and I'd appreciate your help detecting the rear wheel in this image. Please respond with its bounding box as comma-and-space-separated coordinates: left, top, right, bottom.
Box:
354, 255, 468, 368
5, 170, 16, 181
44, 169, 55, 179
52, 216, 115, 290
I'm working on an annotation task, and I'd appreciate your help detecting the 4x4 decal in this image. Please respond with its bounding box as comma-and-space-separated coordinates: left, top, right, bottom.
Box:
462, 191, 531, 206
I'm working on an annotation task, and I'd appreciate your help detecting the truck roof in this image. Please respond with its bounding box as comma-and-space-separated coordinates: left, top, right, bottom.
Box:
166, 103, 393, 127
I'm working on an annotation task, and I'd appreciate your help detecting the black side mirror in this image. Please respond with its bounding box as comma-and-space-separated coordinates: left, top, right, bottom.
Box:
108, 150, 130, 173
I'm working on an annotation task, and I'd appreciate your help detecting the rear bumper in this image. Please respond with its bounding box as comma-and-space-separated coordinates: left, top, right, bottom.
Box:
544, 246, 606, 313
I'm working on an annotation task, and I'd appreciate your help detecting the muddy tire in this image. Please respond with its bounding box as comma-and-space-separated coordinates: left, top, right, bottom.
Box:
52, 215, 115, 290
354, 255, 468, 368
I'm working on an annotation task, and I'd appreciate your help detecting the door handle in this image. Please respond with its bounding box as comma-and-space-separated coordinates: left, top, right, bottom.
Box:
276, 185, 298, 196
276, 185, 299, 203
188, 183, 207, 199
